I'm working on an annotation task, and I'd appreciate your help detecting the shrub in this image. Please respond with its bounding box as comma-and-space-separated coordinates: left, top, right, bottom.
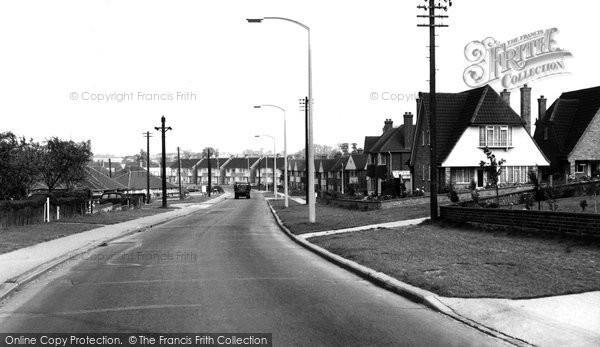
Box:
580, 199, 588, 212
447, 185, 459, 203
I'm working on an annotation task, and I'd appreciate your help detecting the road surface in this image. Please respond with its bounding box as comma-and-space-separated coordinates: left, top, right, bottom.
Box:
0, 193, 507, 346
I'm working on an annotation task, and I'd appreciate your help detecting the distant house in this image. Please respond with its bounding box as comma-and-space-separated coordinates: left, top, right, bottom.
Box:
364, 113, 415, 195
288, 159, 306, 190
328, 157, 348, 192
113, 168, 178, 199
196, 157, 231, 186
533, 86, 600, 180
255, 157, 285, 187
344, 154, 368, 193
168, 159, 202, 185
89, 160, 122, 176
221, 157, 261, 184
79, 166, 128, 196
316, 158, 338, 192
410, 84, 549, 191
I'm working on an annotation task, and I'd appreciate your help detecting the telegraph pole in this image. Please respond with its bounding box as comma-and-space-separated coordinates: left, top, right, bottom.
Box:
177, 147, 183, 200
418, 0, 451, 220
154, 116, 172, 208
207, 148, 212, 197
143, 131, 153, 204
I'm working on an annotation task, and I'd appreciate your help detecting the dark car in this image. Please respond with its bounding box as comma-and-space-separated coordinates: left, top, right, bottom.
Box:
233, 182, 251, 199
99, 192, 128, 205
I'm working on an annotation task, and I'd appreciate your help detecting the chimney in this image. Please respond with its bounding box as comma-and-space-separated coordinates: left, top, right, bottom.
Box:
403, 112, 414, 149
403, 112, 413, 126
382, 118, 393, 133
537, 95, 547, 121
500, 89, 511, 105
520, 84, 532, 134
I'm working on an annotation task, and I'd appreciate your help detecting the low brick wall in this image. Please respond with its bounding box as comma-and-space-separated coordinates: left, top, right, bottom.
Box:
440, 206, 600, 235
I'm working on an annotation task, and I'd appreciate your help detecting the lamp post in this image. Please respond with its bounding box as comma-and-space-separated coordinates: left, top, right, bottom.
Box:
247, 16, 315, 222
254, 104, 288, 208
255, 134, 277, 199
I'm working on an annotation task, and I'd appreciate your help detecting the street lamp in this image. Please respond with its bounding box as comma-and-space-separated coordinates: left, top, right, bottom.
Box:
254, 104, 288, 208
255, 134, 277, 199
247, 16, 315, 222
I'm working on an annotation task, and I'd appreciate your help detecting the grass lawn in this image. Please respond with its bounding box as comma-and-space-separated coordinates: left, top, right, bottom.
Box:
269, 198, 429, 235
0, 206, 172, 255
309, 221, 600, 298
504, 194, 600, 213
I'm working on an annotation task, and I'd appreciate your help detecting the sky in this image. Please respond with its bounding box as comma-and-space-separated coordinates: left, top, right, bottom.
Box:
0, 0, 595, 158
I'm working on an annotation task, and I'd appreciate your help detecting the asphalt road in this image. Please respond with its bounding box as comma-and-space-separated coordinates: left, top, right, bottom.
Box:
0, 193, 508, 346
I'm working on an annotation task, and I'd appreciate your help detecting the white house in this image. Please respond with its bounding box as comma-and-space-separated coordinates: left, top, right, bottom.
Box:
411, 84, 550, 190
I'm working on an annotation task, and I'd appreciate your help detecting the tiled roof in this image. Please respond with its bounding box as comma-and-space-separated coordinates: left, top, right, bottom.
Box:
350, 154, 368, 170
369, 125, 412, 153
113, 169, 177, 190
542, 86, 600, 157
257, 157, 286, 170
80, 166, 128, 191
196, 158, 228, 168
168, 159, 201, 169
223, 157, 260, 169
331, 157, 349, 171
417, 84, 525, 164
363, 136, 379, 153
318, 158, 338, 172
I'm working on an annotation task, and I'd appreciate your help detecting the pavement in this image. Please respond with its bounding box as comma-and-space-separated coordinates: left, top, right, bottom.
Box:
2, 189, 598, 346
0, 193, 229, 302
265, 197, 600, 347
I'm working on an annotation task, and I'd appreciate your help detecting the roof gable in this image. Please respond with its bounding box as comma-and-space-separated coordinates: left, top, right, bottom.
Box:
416, 84, 526, 164
539, 86, 600, 158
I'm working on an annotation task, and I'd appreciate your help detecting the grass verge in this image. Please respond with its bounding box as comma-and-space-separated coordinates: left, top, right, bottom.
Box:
268, 198, 428, 235
0, 206, 172, 255
308, 220, 600, 298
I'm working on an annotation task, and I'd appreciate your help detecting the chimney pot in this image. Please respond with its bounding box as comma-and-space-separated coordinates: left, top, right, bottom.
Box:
500, 89, 511, 105
382, 118, 394, 133
538, 95, 547, 121
520, 84, 532, 134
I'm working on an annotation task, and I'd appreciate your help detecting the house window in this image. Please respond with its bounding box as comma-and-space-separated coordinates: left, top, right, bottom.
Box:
543, 126, 548, 140
422, 131, 426, 146
452, 168, 472, 183
576, 162, 587, 173
479, 125, 512, 147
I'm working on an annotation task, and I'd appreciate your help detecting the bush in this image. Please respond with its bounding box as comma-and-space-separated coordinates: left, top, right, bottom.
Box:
580, 199, 588, 212
447, 185, 459, 203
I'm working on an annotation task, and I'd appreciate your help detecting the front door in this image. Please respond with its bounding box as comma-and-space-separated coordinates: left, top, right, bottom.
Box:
477, 169, 484, 187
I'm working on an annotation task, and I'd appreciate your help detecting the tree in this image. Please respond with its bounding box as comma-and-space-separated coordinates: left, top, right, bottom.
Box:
528, 169, 544, 210
351, 143, 359, 154
338, 143, 349, 156
202, 147, 219, 158
479, 146, 505, 205
181, 150, 194, 159
0, 132, 39, 199
134, 149, 147, 166
242, 149, 264, 156
38, 138, 93, 193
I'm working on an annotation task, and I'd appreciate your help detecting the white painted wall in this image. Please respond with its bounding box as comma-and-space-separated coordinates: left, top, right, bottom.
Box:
442, 126, 549, 167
